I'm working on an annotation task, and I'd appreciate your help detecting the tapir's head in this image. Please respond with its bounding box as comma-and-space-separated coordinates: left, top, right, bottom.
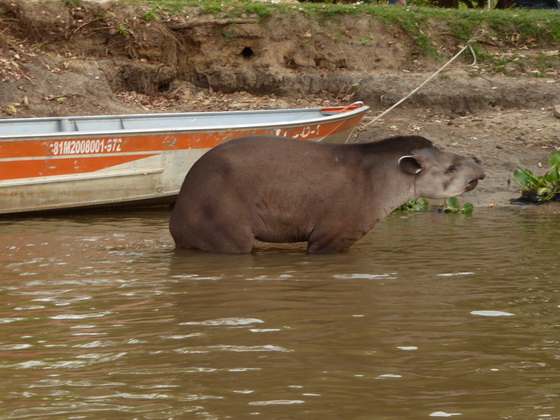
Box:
397, 139, 485, 199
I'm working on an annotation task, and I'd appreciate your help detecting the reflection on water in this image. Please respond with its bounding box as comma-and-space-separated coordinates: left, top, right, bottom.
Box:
0, 207, 559, 419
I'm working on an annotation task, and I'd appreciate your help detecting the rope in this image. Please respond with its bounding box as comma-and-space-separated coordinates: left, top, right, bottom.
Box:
354, 29, 484, 139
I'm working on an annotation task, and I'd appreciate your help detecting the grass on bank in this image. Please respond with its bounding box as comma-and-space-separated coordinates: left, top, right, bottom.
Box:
131, 0, 560, 43
60, 0, 560, 76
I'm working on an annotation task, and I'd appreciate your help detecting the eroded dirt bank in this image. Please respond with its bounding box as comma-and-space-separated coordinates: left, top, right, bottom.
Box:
1, 0, 559, 207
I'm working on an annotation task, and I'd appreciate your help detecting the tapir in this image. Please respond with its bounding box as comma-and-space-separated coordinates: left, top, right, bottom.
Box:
169, 135, 485, 254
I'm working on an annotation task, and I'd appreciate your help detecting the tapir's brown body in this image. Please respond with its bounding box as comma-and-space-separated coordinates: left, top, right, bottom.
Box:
170, 135, 484, 254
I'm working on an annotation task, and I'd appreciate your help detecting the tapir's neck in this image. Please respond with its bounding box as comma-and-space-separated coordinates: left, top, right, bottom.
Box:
363, 154, 419, 221
378, 177, 418, 217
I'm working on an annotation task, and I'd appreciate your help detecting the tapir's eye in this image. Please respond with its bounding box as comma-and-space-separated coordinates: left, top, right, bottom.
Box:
447, 165, 456, 173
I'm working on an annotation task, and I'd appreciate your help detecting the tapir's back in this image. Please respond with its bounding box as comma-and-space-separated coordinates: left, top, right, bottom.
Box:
176, 135, 349, 203
196, 135, 341, 175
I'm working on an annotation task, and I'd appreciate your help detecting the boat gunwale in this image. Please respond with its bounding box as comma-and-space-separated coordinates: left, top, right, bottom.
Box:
0, 105, 369, 141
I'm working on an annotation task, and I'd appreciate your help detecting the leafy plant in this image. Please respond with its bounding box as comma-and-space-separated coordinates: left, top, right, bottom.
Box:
359, 34, 374, 45
118, 23, 130, 36
513, 151, 560, 203
143, 8, 159, 21
395, 197, 474, 213
396, 198, 430, 212
443, 197, 474, 214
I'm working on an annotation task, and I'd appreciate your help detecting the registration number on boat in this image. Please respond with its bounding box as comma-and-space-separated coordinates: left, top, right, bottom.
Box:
49, 138, 123, 156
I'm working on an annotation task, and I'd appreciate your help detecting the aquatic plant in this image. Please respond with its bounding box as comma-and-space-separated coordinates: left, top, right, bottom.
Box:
396, 198, 430, 211
513, 151, 560, 203
395, 197, 474, 213
442, 197, 474, 214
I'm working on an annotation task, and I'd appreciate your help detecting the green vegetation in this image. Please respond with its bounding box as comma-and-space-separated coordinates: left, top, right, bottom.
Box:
396, 198, 430, 211
513, 151, 560, 203
133, 0, 560, 41
442, 197, 474, 214
395, 197, 474, 213
143, 8, 158, 20
359, 34, 375, 45
200, 3, 226, 15
118, 23, 130, 36
139, 0, 280, 19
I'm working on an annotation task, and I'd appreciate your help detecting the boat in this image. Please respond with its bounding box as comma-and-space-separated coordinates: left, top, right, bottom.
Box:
0, 102, 369, 214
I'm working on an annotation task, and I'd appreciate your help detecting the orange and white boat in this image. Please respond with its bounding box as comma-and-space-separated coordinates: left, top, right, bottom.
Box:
0, 102, 368, 214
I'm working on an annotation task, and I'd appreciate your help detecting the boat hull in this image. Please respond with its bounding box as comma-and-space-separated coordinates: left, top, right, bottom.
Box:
0, 104, 368, 214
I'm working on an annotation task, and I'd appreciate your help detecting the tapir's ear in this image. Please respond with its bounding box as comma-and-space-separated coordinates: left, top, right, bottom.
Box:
398, 155, 423, 175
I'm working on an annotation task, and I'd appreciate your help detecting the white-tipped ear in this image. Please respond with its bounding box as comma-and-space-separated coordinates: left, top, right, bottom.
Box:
398, 155, 422, 175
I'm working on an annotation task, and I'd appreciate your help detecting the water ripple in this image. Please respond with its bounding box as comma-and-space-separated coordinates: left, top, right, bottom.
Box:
180, 318, 264, 327
50, 311, 113, 320
174, 344, 292, 354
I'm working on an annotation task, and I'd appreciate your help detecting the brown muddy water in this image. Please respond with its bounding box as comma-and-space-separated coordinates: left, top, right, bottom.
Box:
1, 207, 559, 419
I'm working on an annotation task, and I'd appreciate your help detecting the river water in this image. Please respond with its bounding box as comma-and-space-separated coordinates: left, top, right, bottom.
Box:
1, 207, 559, 419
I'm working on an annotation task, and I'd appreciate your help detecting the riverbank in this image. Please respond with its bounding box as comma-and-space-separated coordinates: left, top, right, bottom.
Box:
1, 0, 559, 207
